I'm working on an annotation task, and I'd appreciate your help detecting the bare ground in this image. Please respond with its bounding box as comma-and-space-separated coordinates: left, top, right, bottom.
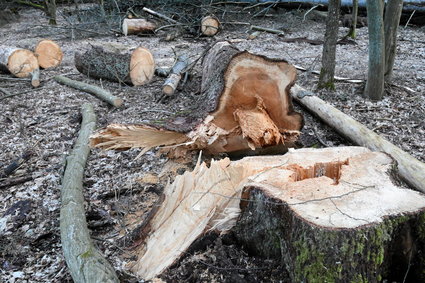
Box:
0, 3, 424, 282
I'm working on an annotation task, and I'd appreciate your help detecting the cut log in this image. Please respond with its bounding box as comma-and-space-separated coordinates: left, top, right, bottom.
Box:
128, 146, 425, 281
291, 84, 425, 193
162, 55, 188, 96
91, 41, 303, 156
34, 39, 63, 69
75, 43, 155, 86
122, 18, 157, 36
201, 16, 220, 36
60, 103, 119, 283
0, 46, 39, 78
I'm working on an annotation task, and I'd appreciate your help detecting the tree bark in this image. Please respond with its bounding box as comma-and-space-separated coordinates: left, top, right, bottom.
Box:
44, 0, 57, 25
75, 44, 155, 86
234, 148, 425, 282
0, 46, 39, 78
347, 0, 359, 38
365, 0, 385, 100
318, 0, 340, 90
384, 0, 404, 82
90, 41, 303, 156
60, 103, 119, 283
54, 75, 123, 107
291, 84, 425, 193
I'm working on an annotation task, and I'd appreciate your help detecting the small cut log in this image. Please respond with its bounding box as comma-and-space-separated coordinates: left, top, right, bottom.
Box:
90, 41, 303, 156
75, 43, 155, 86
129, 146, 425, 281
60, 103, 119, 283
34, 39, 63, 69
122, 18, 157, 36
291, 84, 425, 193
201, 16, 220, 36
0, 46, 39, 78
162, 54, 188, 95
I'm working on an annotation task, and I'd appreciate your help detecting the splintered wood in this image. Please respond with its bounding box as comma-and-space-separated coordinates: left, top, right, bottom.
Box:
90, 41, 303, 156
130, 147, 425, 280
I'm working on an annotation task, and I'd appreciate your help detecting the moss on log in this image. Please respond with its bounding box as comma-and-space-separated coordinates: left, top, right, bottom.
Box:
60, 103, 119, 283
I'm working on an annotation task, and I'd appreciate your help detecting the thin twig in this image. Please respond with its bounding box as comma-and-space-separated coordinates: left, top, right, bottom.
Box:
404, 10, 416, 28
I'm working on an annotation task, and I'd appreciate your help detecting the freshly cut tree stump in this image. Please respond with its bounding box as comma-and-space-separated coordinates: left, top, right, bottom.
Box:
91, 41, 303, 155
34, 39, 63, 69
234, 147, 425, 283
201, 16, 220, 36
122, 19, 156, 36
75, 43, 155, 86
129, 146, 425, 281
0, 46, 39, 78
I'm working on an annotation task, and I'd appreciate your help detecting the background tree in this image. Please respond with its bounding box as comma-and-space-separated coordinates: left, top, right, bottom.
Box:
384, 0, 404, 81
347, 0, 358, 38
44, 0, 57, 25
318, 0, 340, 90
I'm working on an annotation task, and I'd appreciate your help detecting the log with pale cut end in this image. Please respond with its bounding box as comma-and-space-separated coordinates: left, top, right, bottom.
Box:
90, 41, 303, 156
122, 18, 156, 36
162, 54, 188, 95
75, 43, 155, 86
0, 46, 39, 78
201, 16, 220, 36
34, 39, 63, 69
128, 146, 425, 281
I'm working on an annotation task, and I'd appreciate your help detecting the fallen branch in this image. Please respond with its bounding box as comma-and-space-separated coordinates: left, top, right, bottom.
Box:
0, 175, 33, 189
60, 103, 119, 283
162, 55, 188, 96
142, 7, 179, 24
54, 75, 123, 107
1, 150, 33, 178
251, 25, 284, 35
30, 68, 40, 87
293, 64, 363, 83
291, 84, 425, 193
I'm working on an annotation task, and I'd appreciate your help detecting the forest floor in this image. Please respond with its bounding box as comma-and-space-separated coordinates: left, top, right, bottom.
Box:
0, 3, 424, 283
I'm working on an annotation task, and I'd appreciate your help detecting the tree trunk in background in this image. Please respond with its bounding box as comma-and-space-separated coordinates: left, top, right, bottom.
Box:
318, 0, 340, 90
347, 0, 359, 38
44, 0, 57, 25
384, 0, 404, 82
365, 0, 385, 100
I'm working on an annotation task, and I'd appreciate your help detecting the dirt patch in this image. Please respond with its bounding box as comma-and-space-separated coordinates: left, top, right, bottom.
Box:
0, 3, 424, 282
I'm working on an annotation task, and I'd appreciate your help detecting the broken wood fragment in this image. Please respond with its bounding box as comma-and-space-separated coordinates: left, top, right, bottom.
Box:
291, 84, 425, 193
60, 103, 119, 283
122, 18, 157, 36
162, 55, 188, 95
91, 41, 303, 156
34, 39, 63, 69
1, 149, 32, 178
30, 68, 40, 87
201, 16, 220, 36
75, 43, 155, 86
251, 25, 284, 35
0, 46, 39, 78
54, 75, 123, 107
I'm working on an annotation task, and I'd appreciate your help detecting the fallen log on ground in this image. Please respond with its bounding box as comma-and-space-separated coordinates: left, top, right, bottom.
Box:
128, 146, 425, 281
34, 39, 63, 69
162, 54, 188, 95
60, 103, 119, 283
75, 43, 155, 86
54, 75, 123, 107
90, 41, 303, 156
122, 18, 157, 36
291, 84, 425, 193
0, 46, 39, 78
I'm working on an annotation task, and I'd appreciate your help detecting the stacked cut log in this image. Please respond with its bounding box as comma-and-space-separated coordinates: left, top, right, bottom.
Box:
122, 19, 156, 36
90, 41, 303, 155
34, 39, 63, 69
201, 16, 220, 36
75, 43, 155, 86
0, 46, 39, 87
128, 146, 425, 281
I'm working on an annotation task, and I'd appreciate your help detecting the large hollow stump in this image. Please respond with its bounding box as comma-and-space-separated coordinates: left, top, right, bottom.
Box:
91, 41, 303, 155
74, 43, 155, 86
233, 147, 425, 283
0, 46, 39, 78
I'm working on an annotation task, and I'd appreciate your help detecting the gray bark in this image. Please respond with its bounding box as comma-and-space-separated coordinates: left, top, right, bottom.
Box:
60, 103, 119, 283
365, 0, 385, 100
348, 0, 359, 38
384, 0, 404, 81
318, 0, 340, 89
44, 0, 57, 25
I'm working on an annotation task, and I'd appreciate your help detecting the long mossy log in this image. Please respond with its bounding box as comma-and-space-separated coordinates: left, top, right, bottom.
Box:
60, 103, 119, 283
74, 43, 155, 86
291, 84, 425, 193
233, 147, 425, 283
90, 41, 303, 155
